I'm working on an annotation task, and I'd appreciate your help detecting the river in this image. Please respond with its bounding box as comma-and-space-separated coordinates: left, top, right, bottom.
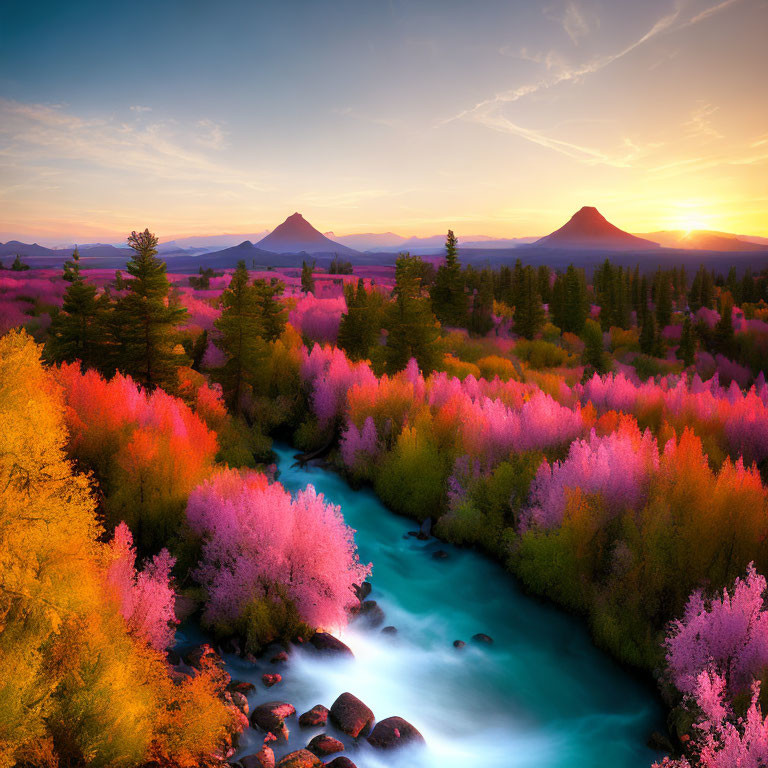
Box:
178, 443, 664, 768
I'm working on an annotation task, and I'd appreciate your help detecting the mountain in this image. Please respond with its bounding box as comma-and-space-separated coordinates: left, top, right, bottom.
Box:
159, 232, 269, 252
257, 213, 358, 255
533, 207, 660, 251
640, 230, 767, 252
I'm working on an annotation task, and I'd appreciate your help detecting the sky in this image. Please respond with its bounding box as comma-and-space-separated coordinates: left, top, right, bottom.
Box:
0, 0, 766, 245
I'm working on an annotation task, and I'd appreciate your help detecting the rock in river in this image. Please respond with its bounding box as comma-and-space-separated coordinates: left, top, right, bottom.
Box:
367, 716, 425, 749
307, 733, 344, 756
275, 749, 323, 768
251, 701, 296, 742
309, 631, 354, 657
298, 704, 329, 728
329, 692, 375, 738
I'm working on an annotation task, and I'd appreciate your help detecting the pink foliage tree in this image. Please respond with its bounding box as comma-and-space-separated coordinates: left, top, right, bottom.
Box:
665, 563, 768, 697
340, 416, 379, 469
106, 522, 177, 650
187, 468, 371, 631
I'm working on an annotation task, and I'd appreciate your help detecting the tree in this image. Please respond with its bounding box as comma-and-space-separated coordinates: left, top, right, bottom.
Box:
187, 468, 371, 648
639, 309, 658, 355
45, 247, 104, 368
430, 230, 467, 326
513, 265, 545, 339
678, 316, 696, 367
11, 254, 29, 271
713, 293, 735, 355
581, 318, 610, 374
468, 268, 494, 336
338, 278, 383, 360
253, 277, 287, 341
214, 260, 265, 408
301, 259, 316, 294
383, 254, 441, 374
550, 265, 588, 334
109, 229, 187, 389
655, 270, 673, 329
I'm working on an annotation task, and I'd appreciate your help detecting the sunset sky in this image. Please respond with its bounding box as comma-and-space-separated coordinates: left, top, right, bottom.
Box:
0, 0, 766, 244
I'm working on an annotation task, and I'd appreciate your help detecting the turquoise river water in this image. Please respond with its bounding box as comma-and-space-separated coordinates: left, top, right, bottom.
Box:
179, 443, 664, 768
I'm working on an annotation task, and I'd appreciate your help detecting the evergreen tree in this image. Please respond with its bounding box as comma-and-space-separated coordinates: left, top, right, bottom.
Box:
214, 261, 265, 409
430, 230, 467, 327
581, 319, 609, 374
45, 247, 103, 368
469, 269, 494, 336
383, 254, 441, 374
338, 278, 383, 361
513, 266, 545, 339
253, 277, 287, 341
550, 265, 588, 334
655, 272, 673, 329
678, 316, 696, 367
640, 309, 658, 355
109, 229, 187, 389
713, 293, 735, 356
537, 265, 552, 305
301, 260, 315, 294
497, 265, 514, 306
11, 254, 29, 271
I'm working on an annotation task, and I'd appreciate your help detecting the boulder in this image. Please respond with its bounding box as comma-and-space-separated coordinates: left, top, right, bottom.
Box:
299, 704, 329, 728
329, 692, 375, 738
367, 716, 425, 750
275, 749, 322, 768
353, 582, 372, 601
271, 651, 289, 664
230, 690, 249, 716
354, 600, 385, 629
218, 636, 242, 656
251, 701, 296, 742
432, 550, 449, 560
309, 632, 354, 658
262, 673, 282, 688
228, 680, 256, 695
471, 633, 494, 645
453, 640, 466, 649
307, 733, 344, 756
184, 643, 223, 669
240, 747, 275, 768
380, 626, 398, 635
326, 759, 357, 768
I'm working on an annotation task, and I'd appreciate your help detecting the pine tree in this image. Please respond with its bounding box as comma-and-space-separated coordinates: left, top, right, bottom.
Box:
513, 266, 545, 339
497, 265, 514, 306
469, 269, 494, 336
301, 260, 315, 294
655, 271, 673, 329
430, 230, 467, 326
11, 254, 29, 271
214, 260, 265, 409
383, 254, 441, 374
678, 316, 696, 367
581, 319, 609, 374
338, 278, 382, 361
45, 247, 103, 367
253, 277, 287, 341
713, 293, 735, 356
550, 265, 588, 334
640, 309, 658, 355
109, 229, 187, 389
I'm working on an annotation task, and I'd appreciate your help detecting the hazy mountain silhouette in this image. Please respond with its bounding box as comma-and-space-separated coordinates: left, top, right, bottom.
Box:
640, 230, 766, 252
257, 213, 358, 255
533, 207, 659, 251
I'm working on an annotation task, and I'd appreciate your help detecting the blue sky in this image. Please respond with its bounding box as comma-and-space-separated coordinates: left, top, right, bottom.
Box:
1, 0, 766, 243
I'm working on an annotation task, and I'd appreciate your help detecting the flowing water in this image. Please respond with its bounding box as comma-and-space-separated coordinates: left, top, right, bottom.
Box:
179, 443, 664, 768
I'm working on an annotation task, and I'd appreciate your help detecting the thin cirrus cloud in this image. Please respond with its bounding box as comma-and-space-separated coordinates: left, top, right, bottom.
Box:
444, 0, 747, 171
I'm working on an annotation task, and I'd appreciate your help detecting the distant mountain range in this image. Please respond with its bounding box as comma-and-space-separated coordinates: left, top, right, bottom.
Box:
2, 208, 766, 274
533, 206, 660, 251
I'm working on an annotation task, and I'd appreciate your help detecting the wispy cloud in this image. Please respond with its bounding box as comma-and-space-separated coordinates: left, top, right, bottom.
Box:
0, 99, 262, 190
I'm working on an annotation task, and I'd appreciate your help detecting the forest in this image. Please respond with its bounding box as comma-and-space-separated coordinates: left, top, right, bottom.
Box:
2, 228, 768, 768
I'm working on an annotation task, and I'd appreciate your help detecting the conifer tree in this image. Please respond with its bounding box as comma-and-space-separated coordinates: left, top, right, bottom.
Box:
45, 247, 103, 367
383, 254, 441, 373
214, 260, 265, 408
338, 278, 383, 361
109, 229, 187, 389
301, 260, 315, 294
655, 271, 673, 329
640, 309, 658, 355
430, 230, 467, 327
513, 265, 545, 339
469, 269, 494, 336
253, 277, 287, 341
581, 319, 609, 374
713, 293, 735, 355
678, 316, 696, 367
11, 254, 29, 271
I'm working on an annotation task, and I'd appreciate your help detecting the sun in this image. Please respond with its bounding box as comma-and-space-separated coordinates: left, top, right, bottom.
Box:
674, 213, 712, 236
